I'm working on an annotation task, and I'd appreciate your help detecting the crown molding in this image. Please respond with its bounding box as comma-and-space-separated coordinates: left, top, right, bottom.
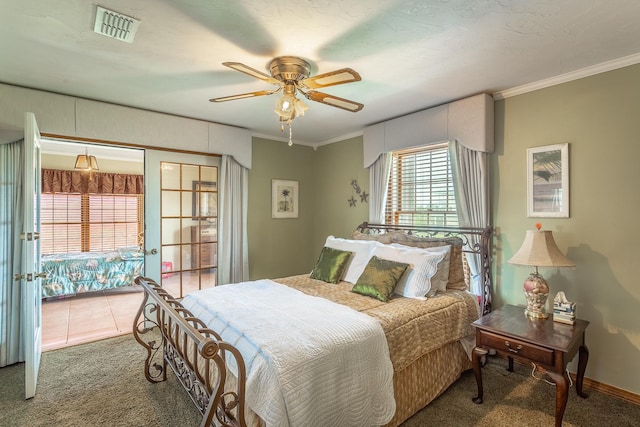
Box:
251, 132, 315, 147
251, 129, 364, 150
493, 52, 640, 100
315, 130, 364, 147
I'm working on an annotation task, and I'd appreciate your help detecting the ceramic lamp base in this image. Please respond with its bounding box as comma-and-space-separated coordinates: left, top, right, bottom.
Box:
523, 272, 550, 319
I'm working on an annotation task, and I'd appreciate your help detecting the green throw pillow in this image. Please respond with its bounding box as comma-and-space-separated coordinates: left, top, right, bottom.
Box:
352, 256, 409, 302
310, 246, 353, 283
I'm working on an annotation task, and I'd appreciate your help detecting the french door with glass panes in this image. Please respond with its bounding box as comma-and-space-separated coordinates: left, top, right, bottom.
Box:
144, 150, 220, 297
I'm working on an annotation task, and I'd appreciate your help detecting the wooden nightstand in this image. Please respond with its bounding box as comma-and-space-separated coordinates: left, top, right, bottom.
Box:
471, 304, 590, 427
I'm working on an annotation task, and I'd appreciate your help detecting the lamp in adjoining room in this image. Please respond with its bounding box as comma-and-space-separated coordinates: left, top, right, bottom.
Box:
74, 147, 99, 171
508, 224, 575, 319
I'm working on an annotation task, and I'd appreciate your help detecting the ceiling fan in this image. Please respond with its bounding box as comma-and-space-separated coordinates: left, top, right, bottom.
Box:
210, 56, 364, 144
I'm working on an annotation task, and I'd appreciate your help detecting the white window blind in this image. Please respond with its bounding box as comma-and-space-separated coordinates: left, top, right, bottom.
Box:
88, 194, 140, 251
41, 193, 82, 253
41, 193, 142, 254
385, 143, 458, 227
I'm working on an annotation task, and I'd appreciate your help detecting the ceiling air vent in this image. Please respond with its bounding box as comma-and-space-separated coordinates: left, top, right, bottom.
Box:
93, 6, 140, 43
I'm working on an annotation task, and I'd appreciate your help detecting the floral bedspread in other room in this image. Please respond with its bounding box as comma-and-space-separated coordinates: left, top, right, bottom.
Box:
40, 248, 144, 298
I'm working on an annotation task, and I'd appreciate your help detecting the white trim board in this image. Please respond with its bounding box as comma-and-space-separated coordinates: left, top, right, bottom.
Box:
493, 52, 640, 100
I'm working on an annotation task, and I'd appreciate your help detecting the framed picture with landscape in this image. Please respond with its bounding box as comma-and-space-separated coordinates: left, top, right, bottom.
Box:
272, 179, 298, 218
527, 143, 569, 218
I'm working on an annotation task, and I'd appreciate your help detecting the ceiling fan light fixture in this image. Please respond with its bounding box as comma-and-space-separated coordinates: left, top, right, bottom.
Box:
294, 98, 308, 117
212, 56, 363, 147
274, 84, 298, 120
274, 93, 296, 119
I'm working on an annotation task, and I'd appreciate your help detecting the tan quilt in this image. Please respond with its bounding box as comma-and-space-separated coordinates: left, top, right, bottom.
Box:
274, 274, 479, 372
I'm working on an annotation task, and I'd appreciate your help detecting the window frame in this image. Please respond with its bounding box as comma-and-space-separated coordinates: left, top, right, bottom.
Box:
40, 192, 143, 254
385, 143, 458, 227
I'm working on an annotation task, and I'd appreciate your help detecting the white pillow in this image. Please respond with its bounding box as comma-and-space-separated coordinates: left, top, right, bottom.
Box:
324, 236, 378, 283
390, 243, 451, 296
373, 244, 449, 299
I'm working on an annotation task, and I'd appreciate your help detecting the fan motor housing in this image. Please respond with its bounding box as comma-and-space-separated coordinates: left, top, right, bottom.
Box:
269, 56, 311, 82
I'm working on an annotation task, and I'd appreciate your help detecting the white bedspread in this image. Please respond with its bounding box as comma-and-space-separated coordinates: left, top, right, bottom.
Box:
181, 279, 395, 427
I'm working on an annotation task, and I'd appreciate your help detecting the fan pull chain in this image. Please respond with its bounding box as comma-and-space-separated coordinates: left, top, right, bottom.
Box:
288, 125, 293, 146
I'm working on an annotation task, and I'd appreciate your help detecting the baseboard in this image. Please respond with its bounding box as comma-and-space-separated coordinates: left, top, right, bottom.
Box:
500, 357, 640, 406
569, 373, 640, 406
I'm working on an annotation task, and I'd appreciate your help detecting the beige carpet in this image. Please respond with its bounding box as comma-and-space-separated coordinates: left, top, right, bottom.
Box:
1, 333, 638, 426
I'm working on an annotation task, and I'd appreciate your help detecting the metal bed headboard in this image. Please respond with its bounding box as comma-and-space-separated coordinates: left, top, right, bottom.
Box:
355, 222, 493, 315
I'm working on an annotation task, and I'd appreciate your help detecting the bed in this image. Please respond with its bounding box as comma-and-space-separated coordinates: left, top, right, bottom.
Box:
133, 223, 492, 427
41, 246, 144, 298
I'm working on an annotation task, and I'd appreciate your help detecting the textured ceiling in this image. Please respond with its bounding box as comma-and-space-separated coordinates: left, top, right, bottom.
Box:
2, 0, 640, 146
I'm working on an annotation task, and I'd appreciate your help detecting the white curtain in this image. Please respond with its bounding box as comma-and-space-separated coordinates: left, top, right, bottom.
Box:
449, 140, 489, 296
368, 152, 392, 224
0, 139, 25, 367
218, 155, 249, 284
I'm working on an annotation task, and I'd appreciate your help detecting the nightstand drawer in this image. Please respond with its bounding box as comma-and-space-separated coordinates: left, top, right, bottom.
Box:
479, 331, 554, 365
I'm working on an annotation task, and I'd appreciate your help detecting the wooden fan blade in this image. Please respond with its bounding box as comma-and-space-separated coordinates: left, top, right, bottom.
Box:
300, 68, 361, 89
210, 89, 279, 102
223, 62, 280, 85
304, 90, 364, 112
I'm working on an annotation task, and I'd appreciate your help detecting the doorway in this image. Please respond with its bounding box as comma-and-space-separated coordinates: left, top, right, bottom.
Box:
41, 143, 222, 350
39, 139, 145, 351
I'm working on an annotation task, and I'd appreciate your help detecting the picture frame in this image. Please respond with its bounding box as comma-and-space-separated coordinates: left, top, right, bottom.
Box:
192, 181, 217, 220
527, 143, 569, 218
272, 179, 298, 218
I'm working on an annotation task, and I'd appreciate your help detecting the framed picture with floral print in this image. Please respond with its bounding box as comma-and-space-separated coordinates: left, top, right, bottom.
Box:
272, 179, 298, 218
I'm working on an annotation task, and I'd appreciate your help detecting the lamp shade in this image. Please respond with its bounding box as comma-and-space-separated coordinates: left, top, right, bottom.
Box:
274, 84, 298, 120
274, 93, 296, 119
294, 98, 308, 116
74, 148, 99, 171
508, 230, 575, 268
74, 154, 99, 170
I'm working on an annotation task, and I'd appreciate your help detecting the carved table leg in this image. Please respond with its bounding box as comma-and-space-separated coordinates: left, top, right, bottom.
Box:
472, 347, 488, 404
547, 370, 569, 427
576, 344, 590, 398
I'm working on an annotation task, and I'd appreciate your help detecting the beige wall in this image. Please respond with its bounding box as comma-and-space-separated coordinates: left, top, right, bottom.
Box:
493, 64, 640, 394
247, 138, 317, 279
312, 136, 370, 250
247, 136, 369, 280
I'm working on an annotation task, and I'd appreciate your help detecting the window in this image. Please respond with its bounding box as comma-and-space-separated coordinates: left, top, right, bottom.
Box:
40, 193, 82, 253
88, 194, 142, 251
385, 143, 457, 227
41, 193, 143, 254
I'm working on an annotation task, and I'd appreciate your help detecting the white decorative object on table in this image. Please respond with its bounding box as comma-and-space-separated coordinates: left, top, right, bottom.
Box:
553, 291, 576, 325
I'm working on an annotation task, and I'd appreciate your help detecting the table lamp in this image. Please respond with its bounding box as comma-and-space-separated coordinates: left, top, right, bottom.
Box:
508, 224, 575, 319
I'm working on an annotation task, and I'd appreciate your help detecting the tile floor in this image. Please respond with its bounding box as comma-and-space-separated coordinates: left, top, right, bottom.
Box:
41, 272, 216, 352
41, 287, 144, 352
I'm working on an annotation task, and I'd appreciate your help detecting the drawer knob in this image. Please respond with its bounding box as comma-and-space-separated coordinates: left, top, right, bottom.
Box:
504, 341, 522, 354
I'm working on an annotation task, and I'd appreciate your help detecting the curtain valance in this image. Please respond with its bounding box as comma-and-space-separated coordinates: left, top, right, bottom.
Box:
42, 169, 144, 194
363, 93, 494, 167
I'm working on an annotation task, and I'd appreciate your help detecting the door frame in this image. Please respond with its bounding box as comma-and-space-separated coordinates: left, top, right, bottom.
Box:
23, 112, 42, 399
